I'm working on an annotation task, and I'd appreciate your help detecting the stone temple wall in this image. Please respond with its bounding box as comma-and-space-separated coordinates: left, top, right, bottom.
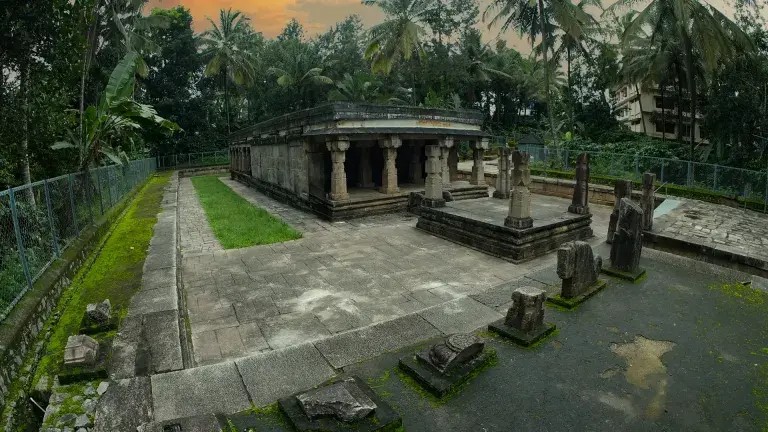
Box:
250, 141, 309, 198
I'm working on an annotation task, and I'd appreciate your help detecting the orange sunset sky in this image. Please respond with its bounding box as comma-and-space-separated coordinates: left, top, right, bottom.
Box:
144, 0, 745, 53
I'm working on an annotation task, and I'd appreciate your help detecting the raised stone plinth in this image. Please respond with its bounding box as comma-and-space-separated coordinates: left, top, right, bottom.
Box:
416, 197, 593, 263
279, 376, 401, 432
489, 286, 556, 346
398, 334, 493, 397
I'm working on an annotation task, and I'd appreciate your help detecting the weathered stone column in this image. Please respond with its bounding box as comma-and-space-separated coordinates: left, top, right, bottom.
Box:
439, 137, 454, 186
608, 198, 644, 276
423, 145, 445, 207
641, 172, 656, 231
505, 151, 533, 229
493, 147, 511, 199
568, 153, 590, 215
409, 142, 424, 185
379, 135, 402, 194
326, 136, 350, 201
607, 180, 633, 243
470, 139, 489, 186
357, 142, 375, 188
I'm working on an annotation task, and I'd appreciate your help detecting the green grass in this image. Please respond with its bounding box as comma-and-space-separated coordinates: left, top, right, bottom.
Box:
190, 176, 302, 248
32, 172, 171, 385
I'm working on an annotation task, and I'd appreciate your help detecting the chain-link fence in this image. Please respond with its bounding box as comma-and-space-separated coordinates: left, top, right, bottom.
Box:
514, 144, 768, 211
0, 158, 157, 323
156, 150, 229, 169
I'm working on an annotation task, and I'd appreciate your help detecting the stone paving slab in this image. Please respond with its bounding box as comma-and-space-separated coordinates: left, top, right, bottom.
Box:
417, 297, 503, 335
93, 377, 153, 432
143, 310, 184, 373
235, 342, 336, 407
179, 176, 222, 255
151, 362, 252, 422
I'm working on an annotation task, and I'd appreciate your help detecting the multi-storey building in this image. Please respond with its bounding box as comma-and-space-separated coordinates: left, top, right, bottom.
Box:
613, 84, 707, 144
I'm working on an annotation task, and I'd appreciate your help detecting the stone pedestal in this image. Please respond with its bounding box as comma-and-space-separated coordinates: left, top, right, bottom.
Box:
408, 142, 424, 185
357, 142, 375, 188
568, 153, 590, 215
423, 145, 445, 207
489, 286, 556, 346
641, 172, 656, 231
493, 148, 511, 199
64, 335, 99, 366
604, 198, 646, 281
327, 137, 350, 201
379, 136, 401, 194
439, 137, 454, 186
504, 151, 533, 229
607, 180, 633, 243
549, 241, 606, 309
470, 139, 489, 186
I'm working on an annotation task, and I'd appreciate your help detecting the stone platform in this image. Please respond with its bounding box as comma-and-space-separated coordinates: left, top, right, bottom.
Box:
416, 196, 593, 263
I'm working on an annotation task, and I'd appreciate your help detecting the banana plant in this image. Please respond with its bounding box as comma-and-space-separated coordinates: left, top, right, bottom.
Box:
52, 52, 180, 171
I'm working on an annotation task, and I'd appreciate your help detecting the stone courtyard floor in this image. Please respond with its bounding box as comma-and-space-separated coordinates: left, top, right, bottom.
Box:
179, 178, 611, 365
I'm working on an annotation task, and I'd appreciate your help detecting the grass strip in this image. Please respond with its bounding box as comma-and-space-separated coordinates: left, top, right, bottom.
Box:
190, 176, 302, 249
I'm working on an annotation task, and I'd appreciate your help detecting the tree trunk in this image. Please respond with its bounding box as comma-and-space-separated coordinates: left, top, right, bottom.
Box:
19, 62, 35, 204
661, 83, 666, 143
683, 34, 697, 161
80, 0, 101, 147
538, 0, 558, 147
224, 68, 231, 135
675, 65, 683, 144
635, 84, 647, 134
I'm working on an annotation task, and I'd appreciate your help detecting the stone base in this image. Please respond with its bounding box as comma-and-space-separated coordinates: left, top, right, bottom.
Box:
601, 266, 646, 282
58, 338, 113, 385
547, 279, 608, 309
278, 376, 401, 432
398, 350, 494, 397
416, 206, 593, 263
423, 198, 446, 208
79, 315, 119, 335
568, 205, 590, 215
504, 216, 533, 229
488, 320, 556, 347
492, 191, 510, 199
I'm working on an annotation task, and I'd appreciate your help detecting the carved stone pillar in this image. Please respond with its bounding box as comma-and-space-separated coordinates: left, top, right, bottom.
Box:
505, 151, 533, 229
379, 135, 402, 194
439, 137, 454, 186
408, 141, 424, 185
470, 139, 489, 186
568, 153, 590, 215
357, 142, 375, 188
493, 147, 511, 199
326, 137, 350, 201
423, 145, 445, 207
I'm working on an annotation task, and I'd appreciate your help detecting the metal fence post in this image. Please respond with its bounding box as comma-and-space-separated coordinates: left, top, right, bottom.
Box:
43, 179, 60, 257
95, 168, 105, 215
105, 168, 113, 207
713, 165, 718, 191
687, 161, 693, 187
188, 153, 192, 166
9, 188, 33, 292
660, 162, 665, 183
67, 174, 80, 234
634, 153, 640, 177
84, 173, 95, 224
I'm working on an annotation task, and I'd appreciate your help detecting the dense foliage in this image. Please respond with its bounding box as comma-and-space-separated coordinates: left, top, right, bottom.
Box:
1, 0, 767, 188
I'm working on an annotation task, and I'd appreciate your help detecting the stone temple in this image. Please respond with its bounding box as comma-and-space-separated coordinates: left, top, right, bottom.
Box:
228, 102, 489, 220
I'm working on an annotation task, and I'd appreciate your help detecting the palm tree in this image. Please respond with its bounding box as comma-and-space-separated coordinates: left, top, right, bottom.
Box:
485, 0, 595, 146
267, 40, 334, 110
200, 9, 257, 134
363, 0, 436, 75
613, 0, 753, 160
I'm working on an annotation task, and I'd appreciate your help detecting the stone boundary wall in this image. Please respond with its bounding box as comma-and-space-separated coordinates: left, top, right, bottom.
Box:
0, 178, 150, 410
177, 165, 228, 177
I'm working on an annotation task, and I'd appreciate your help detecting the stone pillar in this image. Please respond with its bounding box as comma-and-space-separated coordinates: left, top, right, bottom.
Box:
449, 147, 459, 182
408, 141, 424, 185
609, 198, 644, 274
641, 172, 656, 231
557, 241, 602, 299
379, 135, 402, 194
423, 145, 445, 207
505, 151, 533, 229
470, 139, 489, 186
326, 137, 350, 201
568, 153, 590, 215
493, 147, 511, 199
607, 180, 633, 243
439, 137, 454, 186
357, 142, 375, 188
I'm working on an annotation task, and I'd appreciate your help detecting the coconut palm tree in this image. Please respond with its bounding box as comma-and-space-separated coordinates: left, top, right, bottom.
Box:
363, 0, 436, 75
199, 9, 257, 134
267, 40, 334, 110
612, 0, 753, 159
485, 0, 596, 146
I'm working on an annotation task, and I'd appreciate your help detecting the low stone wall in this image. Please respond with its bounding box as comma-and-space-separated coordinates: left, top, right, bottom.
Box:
177, 165, 228, 177
0, 179, 148, 411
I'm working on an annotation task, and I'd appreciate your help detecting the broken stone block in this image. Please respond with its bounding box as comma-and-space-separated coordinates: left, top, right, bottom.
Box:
297, 378, 376, 423
604, 198, 646, 282
558, 242, 603, 296
399, 334, 492, 397
607, 180, 633, 244
279, 377, 401, 432
86, 299, 112, 325
64, 335, 99, 366
489, 286, 556, 346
